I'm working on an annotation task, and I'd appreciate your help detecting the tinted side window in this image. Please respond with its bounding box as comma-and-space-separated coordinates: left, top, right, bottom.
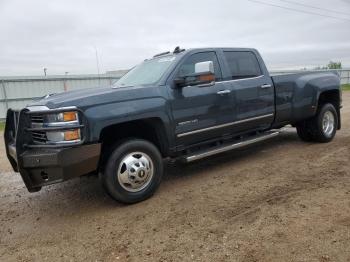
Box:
178, 52, 222, 81
223, 51, 262, 80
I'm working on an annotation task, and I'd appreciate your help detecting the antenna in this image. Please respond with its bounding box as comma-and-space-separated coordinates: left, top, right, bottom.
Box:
173, 46, 185, 54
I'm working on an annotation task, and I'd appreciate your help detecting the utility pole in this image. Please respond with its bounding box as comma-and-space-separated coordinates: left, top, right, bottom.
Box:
64, 72, 69, 92
94, 46, 101, 87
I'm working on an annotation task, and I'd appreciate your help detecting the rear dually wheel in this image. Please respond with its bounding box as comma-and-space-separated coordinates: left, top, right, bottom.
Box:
296, 103, 338, 143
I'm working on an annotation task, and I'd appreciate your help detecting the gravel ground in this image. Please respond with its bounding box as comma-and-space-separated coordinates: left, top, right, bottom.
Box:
1, 93, 350, 262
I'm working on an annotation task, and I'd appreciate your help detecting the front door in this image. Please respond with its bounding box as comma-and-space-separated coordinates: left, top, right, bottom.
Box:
168, 51, 234, 146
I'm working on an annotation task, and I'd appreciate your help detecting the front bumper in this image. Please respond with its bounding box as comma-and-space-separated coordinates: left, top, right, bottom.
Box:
7, 143, 101, 192
4, 108, 101, 192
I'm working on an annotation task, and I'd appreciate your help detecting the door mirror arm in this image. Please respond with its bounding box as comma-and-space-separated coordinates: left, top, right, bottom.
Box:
174, 72, 215, 88
173, 77, 186, 88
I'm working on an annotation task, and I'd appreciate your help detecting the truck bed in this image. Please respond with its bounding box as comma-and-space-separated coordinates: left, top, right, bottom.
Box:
271, 71, 340, 126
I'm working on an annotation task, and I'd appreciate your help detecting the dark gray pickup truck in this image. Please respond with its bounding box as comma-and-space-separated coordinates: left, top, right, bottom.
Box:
4, 47, 341, 203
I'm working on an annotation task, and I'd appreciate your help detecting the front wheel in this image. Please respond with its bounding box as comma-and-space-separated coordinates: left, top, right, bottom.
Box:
101, 139, 163, 204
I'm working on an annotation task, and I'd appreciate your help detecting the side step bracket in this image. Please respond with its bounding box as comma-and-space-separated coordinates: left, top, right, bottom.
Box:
184, 131, 280, 163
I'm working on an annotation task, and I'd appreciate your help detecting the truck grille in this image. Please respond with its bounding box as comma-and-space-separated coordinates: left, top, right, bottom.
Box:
31, 131, 48, 144
30, 114, 48, 144
31, 114, 44, 124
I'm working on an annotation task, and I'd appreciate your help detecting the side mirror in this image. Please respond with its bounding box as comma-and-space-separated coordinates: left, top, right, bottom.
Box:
174, 61, 215, 88
195, 61, 214, 75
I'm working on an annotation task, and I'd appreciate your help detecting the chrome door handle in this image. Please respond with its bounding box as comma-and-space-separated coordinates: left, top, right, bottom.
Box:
261, 84, 272, 89
217, 90, 231, 95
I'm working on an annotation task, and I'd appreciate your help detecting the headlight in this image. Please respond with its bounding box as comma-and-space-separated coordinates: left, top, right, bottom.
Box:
28, 106, 84, 146
46, 129, 81, 143
44, 111, 81, 143
45, 111, 78, 123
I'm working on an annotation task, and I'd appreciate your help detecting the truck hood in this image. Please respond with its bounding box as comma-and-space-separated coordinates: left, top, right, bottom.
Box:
29, 85, 163, 109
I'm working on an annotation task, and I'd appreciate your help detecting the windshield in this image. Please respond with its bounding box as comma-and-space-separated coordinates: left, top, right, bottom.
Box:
114, 55, 176, 87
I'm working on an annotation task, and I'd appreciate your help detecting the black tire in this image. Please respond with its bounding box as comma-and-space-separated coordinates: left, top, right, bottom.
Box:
309, 103, 338, 143
101, 139, 163, 204
28, 187, 42, 193
296, 121, 314, 142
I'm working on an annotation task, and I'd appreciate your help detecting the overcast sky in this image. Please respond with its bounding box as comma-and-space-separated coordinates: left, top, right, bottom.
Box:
0, 0, 349, 76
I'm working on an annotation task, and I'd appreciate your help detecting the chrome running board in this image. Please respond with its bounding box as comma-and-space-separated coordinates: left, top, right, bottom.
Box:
185, 131, 280, 163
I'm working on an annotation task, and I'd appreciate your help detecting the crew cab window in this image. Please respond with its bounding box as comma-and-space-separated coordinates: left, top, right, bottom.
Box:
223, 51, 262, 80
178, 52, 222, 81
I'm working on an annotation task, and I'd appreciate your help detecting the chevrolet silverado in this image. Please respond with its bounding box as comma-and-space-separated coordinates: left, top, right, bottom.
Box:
4, 47, 341, 203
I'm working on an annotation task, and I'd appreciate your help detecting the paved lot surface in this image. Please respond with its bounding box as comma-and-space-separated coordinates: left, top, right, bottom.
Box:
1, 93, 350, 262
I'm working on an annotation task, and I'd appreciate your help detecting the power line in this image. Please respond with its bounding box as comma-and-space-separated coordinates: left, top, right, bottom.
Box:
247, 0, 350, 21
278, 0, 350, 16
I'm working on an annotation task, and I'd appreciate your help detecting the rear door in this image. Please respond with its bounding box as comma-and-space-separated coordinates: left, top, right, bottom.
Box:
222, 51, 275, 132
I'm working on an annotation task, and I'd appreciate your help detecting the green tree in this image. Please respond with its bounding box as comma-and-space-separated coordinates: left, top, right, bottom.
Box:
327, 61, 342, 69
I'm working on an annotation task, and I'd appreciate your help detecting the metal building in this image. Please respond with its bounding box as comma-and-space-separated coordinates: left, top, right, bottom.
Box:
0, 74, 121, 120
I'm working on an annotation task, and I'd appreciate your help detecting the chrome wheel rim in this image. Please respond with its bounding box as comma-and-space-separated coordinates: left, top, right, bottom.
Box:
322, 110, 335, 137
117, 152, 154, 192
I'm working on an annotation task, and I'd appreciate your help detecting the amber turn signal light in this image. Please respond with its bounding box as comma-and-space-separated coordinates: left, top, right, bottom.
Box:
198, 74, 215, 82
63, 112, 77, 122
64, 129, 80, 141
